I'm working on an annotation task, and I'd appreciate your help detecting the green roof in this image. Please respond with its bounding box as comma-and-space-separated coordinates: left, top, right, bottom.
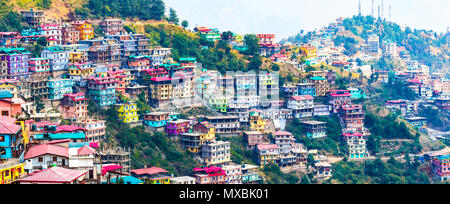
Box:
34, 133, 86, 140
309, 76, 326, 81
0, 90, 13, 98
179, 58, 197, 62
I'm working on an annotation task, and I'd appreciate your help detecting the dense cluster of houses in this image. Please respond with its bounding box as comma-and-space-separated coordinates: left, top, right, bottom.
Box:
0, 9, 448, 184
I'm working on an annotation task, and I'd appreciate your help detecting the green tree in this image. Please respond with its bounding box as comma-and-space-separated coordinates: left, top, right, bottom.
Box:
243, 34, 259, 55
168, 8, 179, 25
181, 20, 188, 29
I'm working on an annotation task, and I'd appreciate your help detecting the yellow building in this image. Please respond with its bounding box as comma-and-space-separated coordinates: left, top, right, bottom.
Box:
68, 62, 94, 77
0, 80, 20, 99
115, 102, 139, 124
301, 44, 318, 58
0, 160, 26, 184
72, 21, 94, 41
249, 110, 268, 133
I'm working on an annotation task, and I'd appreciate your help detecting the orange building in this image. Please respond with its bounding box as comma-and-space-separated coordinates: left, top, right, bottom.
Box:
71, 21, 94, 41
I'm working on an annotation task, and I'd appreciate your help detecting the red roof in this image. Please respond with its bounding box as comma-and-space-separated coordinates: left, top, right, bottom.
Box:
274, 131, 293, 136
257, 144, 278, 150
0, 116, 21, 135
77, 145, 96, 156
52, 125, 86, 133
131, 167, 168, 176
24, 144, 69, 160
19, 167, 87, 184
101, 164, 123, 176
64, 93, 87, 101
150, 77, 172, 82
290, 95, 314, 101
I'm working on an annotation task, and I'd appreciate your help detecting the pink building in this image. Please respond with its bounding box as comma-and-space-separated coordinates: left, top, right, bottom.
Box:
431, 155, 450, 182
328, 90, 352, 113
244, 131, 264, 150
166, 119, 190, 136
61, 93, 88, 120
193, 167, 227, 184
74, 118, 106, 143
222, 165, 242, 184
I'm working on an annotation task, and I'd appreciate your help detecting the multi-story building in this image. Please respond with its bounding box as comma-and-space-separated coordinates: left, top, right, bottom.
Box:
244, 131, 264, 150
297, 83, 316, 97
166, 119, 191, 137
181, 132, 208, 153
313, 105, 331, 116
287, 95, 314, 118
47, 78, 74, 100
195, 27, 221, 42
143, 112, 170, 128
21, 9, 45, 28
273, 131, 295, 155
74, 118, 106, 143
201, 140, 231, 167
309, 76, 330, 97
79, 39, 122, 65
0, 117, 25, 161
38, 24, 63, 45
300, 44, 318, 58
87, 76, 118, 107
405, 116, 427, 129
148, 77, 173, 108
61, 25, 80, 45
68, 62, 95, 85
339, 105, 365, 132
193, 166, 226, 184
365, 34, 379, 56
192, 121, 216, 142
0, 48, 31, 80
241, 164, 262, 184
256, 144, 280, 168
328, 90, 352, 113
61, 93, 88, 120
0, 158, 26, 184
202, 116, 240, 136
100, 18, 124, 35
72, 21, 94, 41
301, 120, 327, 139
114, 102, 139, 124
342, 132, 368, 159
431, 155, 450, 182
222, 164, 242, 184
98, 146, 131, 174
41, 47, 69, 72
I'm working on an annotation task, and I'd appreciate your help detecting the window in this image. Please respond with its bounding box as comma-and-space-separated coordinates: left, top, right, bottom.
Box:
53, 157, 57, 162
38, 157, 43, 162
0, 136, 4, 142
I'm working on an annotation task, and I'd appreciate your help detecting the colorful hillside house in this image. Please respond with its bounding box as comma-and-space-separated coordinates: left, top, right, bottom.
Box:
301, 120, 327, 139
130, 167, 172, 184
47, 79, 74, 100
143, 112, 170, 128
0, 116, 25, 160
166, 119, 191, 137
87, 76, 118, 107
72, 21, 94, 41
0, 48, 31, 80
256, 144, 280, 168
431, 155, 450, 182
61, 93, 88, 120
114, 102, 139, 124
193, 166, 227, 184
0, 159, 26, 184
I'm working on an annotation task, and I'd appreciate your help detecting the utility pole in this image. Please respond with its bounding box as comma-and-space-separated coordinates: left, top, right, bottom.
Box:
359, 0, 362, 16
372, 0, 375, 17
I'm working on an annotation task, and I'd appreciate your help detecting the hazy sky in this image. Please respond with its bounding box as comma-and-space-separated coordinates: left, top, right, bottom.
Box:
164, 0, 450, 40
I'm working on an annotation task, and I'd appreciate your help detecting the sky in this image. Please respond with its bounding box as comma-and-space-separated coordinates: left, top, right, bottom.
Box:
164, 0, 450, 40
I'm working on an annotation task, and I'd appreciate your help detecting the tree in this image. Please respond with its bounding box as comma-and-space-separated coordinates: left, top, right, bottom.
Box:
243, 34, 259, 55
168, 8, 179, 25
181, 20, 188, 29
248, 55, 262, 71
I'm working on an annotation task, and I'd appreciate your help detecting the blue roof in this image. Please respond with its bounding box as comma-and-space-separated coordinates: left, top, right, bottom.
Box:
0, 90, 13, 98
103, 176, 144, 184
34, 133, 86, 140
